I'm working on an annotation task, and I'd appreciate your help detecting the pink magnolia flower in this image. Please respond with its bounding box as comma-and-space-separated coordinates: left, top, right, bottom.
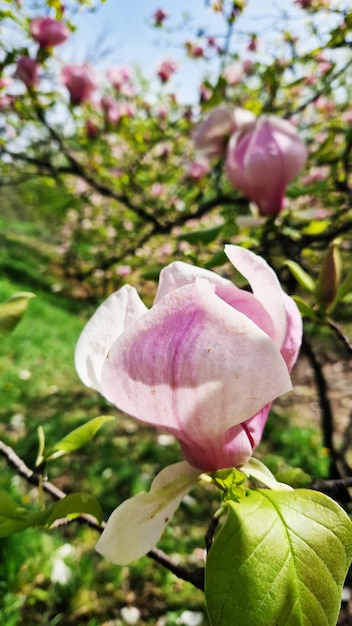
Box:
75, 245, 301, 472
15, 57, 39, 88
194, 106, 256, 159
156, 59, 178, 83
225, 116, 307, 216
61, 64, 98, 105
30, 17, 70, 48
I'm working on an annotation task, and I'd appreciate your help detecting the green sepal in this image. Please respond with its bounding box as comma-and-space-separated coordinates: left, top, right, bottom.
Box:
205, 489, 352, 626
211, 468, 247, 502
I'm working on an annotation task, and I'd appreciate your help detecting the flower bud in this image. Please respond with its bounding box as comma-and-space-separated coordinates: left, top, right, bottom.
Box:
15, 57, 39, 88
316, 240, 342, 312
225, 116, 307, 216
61, 64, 98, 105
30, 17, 70, 48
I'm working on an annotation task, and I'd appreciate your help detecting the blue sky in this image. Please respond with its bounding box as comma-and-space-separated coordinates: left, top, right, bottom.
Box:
53, 0, 347, 105
61, 0, 308, 102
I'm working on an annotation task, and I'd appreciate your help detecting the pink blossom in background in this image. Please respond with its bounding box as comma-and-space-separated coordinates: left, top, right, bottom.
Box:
61, 64, 98, 105
0, 76, 12, 89
85, 119, 99, 139
225, 115, 307, 216
243, 59, 254, 74
199, 83, 212, 102
0, 95, 14, 108
75, 245, 302, 472
185, 41, 205, 58
156, 59, 178, 83
106, 66, 135, 97
186, 158, 210, 179
150, 182, 165, 197
15, 57, 39, 88
223, 64, 243, 86
301, 166, 329, 186
30, 17, 70, 48
116, 265, 132, 277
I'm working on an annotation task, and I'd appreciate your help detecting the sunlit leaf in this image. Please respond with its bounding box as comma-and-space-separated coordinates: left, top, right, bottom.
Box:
0, 491, 102, 537
0, 292, 35, 338
29, 493, 103, 526
284, 260, 316, 292
205, 489, 352, 626
45, 415, 115, 461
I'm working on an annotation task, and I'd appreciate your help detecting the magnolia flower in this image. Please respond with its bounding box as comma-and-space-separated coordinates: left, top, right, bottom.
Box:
225, 116, 307, 216
75, 246, 302, 563
30, 17, 70, 48
15, 57, 39, 88
61, 64, 97, 105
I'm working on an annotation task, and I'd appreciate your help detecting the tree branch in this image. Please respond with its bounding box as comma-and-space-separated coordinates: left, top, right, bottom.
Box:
0, 438, 205, 590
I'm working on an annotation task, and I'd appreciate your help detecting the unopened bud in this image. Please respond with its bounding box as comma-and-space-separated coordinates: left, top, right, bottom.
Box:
316, 239, 342, 312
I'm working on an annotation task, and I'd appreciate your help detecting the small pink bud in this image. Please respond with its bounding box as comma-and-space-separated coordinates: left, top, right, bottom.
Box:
15, 57, 39, 88
156, 59, 178, 83
154, 8, 168, 25
247, 34, 259, 52
30, 17, 70, 48
61, 64, 98, 105
225, 116, 307, 216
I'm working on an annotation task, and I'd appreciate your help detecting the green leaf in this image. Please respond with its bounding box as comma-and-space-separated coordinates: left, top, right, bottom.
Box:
0, 292, 35, 338
140, 267, 162, 281
274, 467, 311, 488
0, 491, 102, 537
204, 250, 228, 269
337, 264, 352, 303
205, 489, 352, 626
45, 415, 115, 461
177, 224, 223, 245
284, 260, 316, 293
292, 296, 318, 320
29, 493, 103, 527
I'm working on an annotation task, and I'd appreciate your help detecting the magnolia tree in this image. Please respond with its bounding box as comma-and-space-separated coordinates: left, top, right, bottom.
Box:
0, 0, 352, 624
